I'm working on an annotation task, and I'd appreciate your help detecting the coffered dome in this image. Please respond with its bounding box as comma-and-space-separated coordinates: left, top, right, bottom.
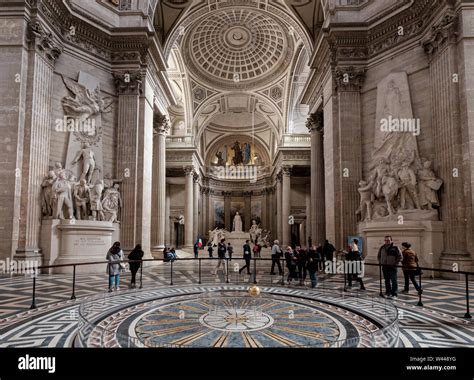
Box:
183, 8, 293, 90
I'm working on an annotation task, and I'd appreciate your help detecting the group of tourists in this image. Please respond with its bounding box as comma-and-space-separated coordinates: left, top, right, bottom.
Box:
104, 234, 423, 297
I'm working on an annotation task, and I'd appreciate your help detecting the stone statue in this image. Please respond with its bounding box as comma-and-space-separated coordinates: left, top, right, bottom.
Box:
215, 151, 225, 166
222, 145, 228, 165
249, 219, 262, 243
102, 184, 122, 223
61, 75, 112, 122
88, 180, 105, 221
103, 172, 122, 189
41, 170, 57, 217
209, 227, 227, 246
53, 162, 66, 178
73, 179, 90, 220
231, 141, 243, 166
417, 159, 443, 210
243, 143, 251, 165
356, 180, 374, 222
233, 212, 243, 232
71, 142, 96, 183
397, 158, 421, 210
52, 171, 74, 220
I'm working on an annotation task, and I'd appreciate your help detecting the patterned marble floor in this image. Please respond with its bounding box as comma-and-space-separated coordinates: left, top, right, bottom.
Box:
0, 259, 472, 347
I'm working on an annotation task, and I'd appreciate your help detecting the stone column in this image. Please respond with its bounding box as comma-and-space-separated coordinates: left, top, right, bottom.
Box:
113, 71, 144, 252
306, 111, 326, 246
244, 191, 252, 232
224, 191, 232, 230
281, 166, 292, 247
333, 67, 365, 247
305, 183, 311, 246
193, 173, 199, 240
184, 166, 194, 247
423, 11, 470, 273
15, 22, 62, 263
151, 115, 170, 254
165, 183, 170, 246
276, 173, 282, 242
261, 189, 268, 229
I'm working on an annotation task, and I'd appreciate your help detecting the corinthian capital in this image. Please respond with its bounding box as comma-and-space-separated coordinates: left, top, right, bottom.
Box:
334, 66, 366, 92
113, 71, 143, 95
422, 10, 458, 59
29, 21, 62, 65
306, 111, 324, 133
154, 115, 171, 135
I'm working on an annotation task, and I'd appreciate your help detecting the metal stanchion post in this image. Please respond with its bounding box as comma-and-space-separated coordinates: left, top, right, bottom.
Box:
465, 273, 471, 319
139, 261, 143, 289
30, 269, 37, 309
70, 265, 76, 300
417, 270, 423, 307
170, 260, 173, 286
253, 258, 257, 284
379, 264, 384, 297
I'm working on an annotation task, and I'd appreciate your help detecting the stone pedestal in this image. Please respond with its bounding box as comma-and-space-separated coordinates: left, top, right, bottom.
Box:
226, 232, 249, 252
40, 219, 61, 274
52, 220, 116, 274
358, 220, 444, 277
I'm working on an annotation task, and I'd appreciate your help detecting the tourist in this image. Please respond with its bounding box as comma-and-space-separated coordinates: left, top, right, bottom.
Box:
401, 242, 422, 294
214, 238, 227, 274
163, 245, 171, 262
296, 246, 307, 286
207, 243, 214, 258
316, 244, 324, 271
284, 246, 298, 284
307, 248, 319, 288
227, 242, 233, 261
127, 243, 143, 289
323, 239, 336, 262
168, 247, 179, 261
346, 244, 365, 290
253, 239, 262, 258
377, 236, 403, 298
270, 240, 283, 275
239, 239, 252, 275
193, 241, 199, 258
106, 241, 124, 292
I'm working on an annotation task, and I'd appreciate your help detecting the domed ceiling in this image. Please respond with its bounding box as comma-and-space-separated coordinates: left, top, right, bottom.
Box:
183, 8, 294, 90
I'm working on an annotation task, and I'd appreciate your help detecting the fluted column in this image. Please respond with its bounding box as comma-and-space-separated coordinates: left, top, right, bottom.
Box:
334, 67, 365, 247
184, 166, 194, 247
16, 22, 62, 262
193, 173, 199, 240
152, 115, 170, 254
305, 183, 311, 246
244, 191, 252, 232
224, 191, 232, 230
423, 11, 470, 272
276, 173, 282, 242
165, 183, 170, 246
113, 71, 144, 252
281, 166, 292, 247
306, 111, 326, 246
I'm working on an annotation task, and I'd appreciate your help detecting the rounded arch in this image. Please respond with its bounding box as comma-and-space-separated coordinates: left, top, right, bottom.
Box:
193, 92, 284, 145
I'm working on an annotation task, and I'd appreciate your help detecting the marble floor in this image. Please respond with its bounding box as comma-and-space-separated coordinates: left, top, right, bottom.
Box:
0, 257, 472, 348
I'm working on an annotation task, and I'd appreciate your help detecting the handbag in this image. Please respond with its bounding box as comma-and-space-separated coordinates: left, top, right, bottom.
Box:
119, 262, 126, 271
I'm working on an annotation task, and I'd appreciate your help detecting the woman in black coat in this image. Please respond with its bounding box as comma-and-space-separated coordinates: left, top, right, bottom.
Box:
128, 244, 144, 289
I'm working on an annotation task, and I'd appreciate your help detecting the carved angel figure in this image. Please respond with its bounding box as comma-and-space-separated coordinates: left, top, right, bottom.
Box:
61, 75, 112, 122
